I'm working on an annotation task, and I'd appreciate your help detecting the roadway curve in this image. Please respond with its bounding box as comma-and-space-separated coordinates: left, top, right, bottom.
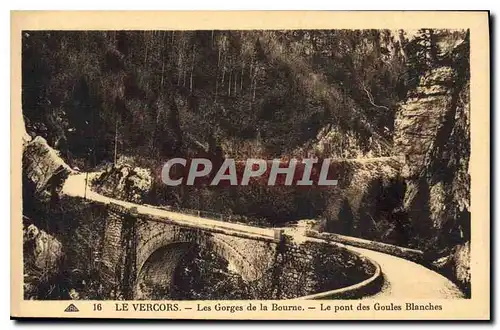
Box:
62, 172, 464, 299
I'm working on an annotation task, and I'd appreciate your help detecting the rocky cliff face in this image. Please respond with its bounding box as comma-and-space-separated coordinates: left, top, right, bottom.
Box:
393, 31, 470, 295
316, 157, 405, 244
23, 223, 64, 299
23, 136, 74, 195
23, 224, 63, 273
395, 66, 457, 176
92, 164, 153, 204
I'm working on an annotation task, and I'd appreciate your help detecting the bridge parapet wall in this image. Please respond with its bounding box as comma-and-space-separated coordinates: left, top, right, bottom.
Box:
305, 230, 424, 262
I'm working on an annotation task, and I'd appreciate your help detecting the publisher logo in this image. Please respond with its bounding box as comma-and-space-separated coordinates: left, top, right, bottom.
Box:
64, 303, 79, 312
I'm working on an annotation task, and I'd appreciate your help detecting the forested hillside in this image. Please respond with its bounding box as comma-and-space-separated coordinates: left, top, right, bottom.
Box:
23, 28, 468, 227
23, 30, 416, 166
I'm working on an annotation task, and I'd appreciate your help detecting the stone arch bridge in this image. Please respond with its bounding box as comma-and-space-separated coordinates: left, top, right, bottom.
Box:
101, 202, 280, 299
58, 171, 464, 300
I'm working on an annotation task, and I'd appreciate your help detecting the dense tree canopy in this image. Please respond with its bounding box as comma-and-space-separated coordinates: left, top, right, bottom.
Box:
23, 28, 468, 229
22, 30, 415, 167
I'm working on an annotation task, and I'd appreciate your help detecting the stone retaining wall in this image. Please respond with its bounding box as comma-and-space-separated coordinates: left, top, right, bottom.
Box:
306, 230, 424, 262
254, 235, 380, 299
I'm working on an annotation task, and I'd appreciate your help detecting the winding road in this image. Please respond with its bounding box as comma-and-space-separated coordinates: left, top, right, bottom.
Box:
62, 172, 464, 299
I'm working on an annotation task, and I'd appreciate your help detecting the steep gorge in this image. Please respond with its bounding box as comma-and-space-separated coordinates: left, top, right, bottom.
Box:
393, 32, 470, 295
20, 29, 472, 298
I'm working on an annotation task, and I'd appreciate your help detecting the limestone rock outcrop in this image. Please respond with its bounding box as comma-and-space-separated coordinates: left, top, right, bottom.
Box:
93, 164, 153, 203
23, 223, 63, 275
394, 66, 457, 177
393, 31, 470, 295
23, 136, 74, 193
316, 157, 405, 243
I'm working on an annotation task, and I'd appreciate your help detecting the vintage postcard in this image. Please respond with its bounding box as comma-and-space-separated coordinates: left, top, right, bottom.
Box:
10, 11, 490, 320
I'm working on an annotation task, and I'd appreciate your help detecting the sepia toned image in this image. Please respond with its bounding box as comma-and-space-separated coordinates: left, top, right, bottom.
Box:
11, 11, 490, 320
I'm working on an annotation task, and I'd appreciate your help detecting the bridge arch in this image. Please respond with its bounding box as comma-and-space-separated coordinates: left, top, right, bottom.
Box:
134, 241, 192, 299
134, 218, 269, 299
